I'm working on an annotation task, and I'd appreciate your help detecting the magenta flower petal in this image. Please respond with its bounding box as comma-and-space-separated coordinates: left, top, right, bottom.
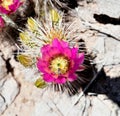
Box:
42, 51, 51, 62
0, 7, 10, 14
68, 74, 77, 82
71, 47, 78, 59
48, 47, 61, 57
41, 45, 52, 60
9, 0, 22, 13
0, 0, 22, 14
37, 59, 47, 69
42, 47, 60, 61
37, 59, 50, 73
0, 16, 5, 28
52, 38, 68, 48
55, 76, 66, 84
63, 48, 72, 58
52, 38, 60, 47
43, 74, 54, 82
41, 45, 60, 59
78, 53, 84, 64
41, 44, 51, 54
73, 53, 84, 70
78, 65, 85, 71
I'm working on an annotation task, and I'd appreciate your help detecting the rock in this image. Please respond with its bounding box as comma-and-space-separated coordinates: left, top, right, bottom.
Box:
23, 68, 40, 82
97, 0, 120, 17
91, 97, 111, 116
0, 33, 16, 60
0, 56, 7, 79
104, 38, 120, 66
104, 65, 120, 78
0, 95, 5, 113
0, 74, 20, 114
67, 96, 91, 116
76, 0, 120, 68
93, 36, 120, 67
33, 101, 59, 116
0, 0, 120, 116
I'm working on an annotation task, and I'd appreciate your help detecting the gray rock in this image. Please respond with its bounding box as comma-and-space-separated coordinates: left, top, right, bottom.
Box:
0, 95, 5, 113
0, 56, 7, 80
91, 97, 111, 116
97, 0, 120, 17
0, 74, 20, 114
76, 0, 120, 69
33, 101, 59, 116
93, 36, 120, 67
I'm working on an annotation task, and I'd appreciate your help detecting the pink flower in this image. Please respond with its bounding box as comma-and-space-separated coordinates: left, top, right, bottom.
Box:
37, 38, 84, 84
0, 0, 23, 14
0, 16, 5, 28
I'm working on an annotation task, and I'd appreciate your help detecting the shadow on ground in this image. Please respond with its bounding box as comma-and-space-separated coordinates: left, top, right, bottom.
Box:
86, 68, 120, 107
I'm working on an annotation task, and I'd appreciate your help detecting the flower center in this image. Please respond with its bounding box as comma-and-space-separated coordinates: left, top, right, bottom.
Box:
49, 56, 69, 75
0, 0, 13, 10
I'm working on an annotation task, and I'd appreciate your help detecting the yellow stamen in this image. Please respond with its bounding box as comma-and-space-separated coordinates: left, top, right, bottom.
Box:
47, 29, 66, 43
49, 56, 69, 75
1, 0, 13, 10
